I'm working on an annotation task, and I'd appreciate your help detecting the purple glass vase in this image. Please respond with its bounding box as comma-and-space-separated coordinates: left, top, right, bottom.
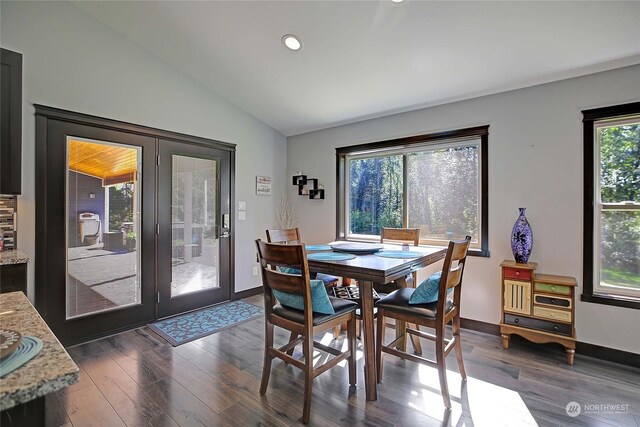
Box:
511, 208, 533, 264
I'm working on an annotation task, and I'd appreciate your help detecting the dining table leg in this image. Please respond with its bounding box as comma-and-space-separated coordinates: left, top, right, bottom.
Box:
358, 279, 377, 401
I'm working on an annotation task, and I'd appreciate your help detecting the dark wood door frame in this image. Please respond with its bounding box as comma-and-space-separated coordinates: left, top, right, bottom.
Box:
35, 105, 236, 346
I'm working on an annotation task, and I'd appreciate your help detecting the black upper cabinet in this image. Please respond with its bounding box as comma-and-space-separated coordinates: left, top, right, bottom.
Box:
1, 48, 23, 195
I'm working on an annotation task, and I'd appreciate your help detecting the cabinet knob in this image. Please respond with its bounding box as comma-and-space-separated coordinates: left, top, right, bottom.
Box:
551, 299, 556, 304
514, 318, 519, 324
550, 286, 556, 291
553, 326, 559, 331
515, 271, 520, 276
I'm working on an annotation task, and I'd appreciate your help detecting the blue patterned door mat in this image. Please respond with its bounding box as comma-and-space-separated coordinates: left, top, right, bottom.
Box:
148, 300, 263, 346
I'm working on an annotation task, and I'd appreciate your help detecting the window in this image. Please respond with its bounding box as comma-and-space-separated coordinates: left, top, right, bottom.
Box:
583, 102, 640, 309
337, 126, 489, 256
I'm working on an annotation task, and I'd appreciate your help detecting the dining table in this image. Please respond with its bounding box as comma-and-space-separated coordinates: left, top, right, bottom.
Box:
306, 241, 447, 401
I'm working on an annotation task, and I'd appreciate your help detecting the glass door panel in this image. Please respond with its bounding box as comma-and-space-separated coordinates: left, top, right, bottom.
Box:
66, 137, 142, 319
158, 139, 231, 318
171, 155, 219, 297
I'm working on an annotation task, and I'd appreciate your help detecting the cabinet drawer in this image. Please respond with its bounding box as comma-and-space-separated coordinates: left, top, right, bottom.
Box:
534, 294, 572, 309
504, 314, 572, 336
533, 306, 572, 323
504, 267, 532, 281
534, 282, 571, 295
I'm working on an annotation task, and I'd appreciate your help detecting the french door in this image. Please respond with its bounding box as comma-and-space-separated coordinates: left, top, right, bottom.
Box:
35, 106, 235, 345
157, 139, 232, 318
36, 114, 157, 345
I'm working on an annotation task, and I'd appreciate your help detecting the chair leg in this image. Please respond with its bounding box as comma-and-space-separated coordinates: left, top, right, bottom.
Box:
376, 310, 385, 383
302, 333, 314, 424
260, 321, 274, 395
452, 315, 467, 380
435, 326, 451, 409
332, 325, 341, 339
347, 316, 357, 386
396, 320, 407, 352
409, 323, 422, 355
286, 331, 298, 357
408, 271, 422, 355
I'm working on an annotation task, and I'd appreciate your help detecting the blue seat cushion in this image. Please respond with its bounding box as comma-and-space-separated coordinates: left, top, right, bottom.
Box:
316, 273, 339, 286
272, 279, 335, 315
273, 297, 357, 326
409, 271, 453, 305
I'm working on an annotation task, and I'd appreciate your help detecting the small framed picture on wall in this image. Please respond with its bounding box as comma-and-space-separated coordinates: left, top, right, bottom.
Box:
256, 176, 272, 196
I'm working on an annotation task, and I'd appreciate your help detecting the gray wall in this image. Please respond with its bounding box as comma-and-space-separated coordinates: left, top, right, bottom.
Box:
288, 65, 640, 354
1, 1, 284, 297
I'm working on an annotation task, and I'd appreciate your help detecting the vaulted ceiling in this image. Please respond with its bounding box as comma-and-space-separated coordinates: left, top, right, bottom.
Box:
73, 1, 640, 136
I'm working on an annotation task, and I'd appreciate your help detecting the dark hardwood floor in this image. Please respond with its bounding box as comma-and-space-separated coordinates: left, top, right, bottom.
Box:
49, 295, 640, 426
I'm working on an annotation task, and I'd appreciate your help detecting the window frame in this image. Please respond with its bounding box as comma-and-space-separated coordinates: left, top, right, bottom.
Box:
336, 125, 489, 257
582, 101, 640, 310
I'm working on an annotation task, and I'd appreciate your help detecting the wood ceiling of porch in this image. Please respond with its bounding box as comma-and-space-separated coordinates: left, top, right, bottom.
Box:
68, 139, 138, 186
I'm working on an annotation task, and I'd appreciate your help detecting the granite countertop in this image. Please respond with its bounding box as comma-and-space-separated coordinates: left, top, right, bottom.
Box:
0, 292, 78, 411
0, 250, 31, 266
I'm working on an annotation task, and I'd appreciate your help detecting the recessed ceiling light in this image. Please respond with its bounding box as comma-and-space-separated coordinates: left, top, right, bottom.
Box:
282, 34, 302, 51
391, 0, 405, 3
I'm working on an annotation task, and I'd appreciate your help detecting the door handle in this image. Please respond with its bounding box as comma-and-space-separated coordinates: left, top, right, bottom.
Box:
214, 225, 230, 239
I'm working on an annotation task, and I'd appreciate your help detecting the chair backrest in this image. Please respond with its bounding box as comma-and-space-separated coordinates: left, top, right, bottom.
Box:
380, 227, 420, 246
255, 239, 313, 321
266, 228, 302, 245
436, 236, 471, 320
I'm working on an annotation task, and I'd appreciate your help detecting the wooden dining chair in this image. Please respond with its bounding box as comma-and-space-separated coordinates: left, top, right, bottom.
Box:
256, 240, 358, 424
380, 227, 421, 287
378, 227, 423, 352
266, 228, 342, 339
266, 228, 340, 287
375, 236, 471, 409
380, 227, 421, 245
343, 228, 420, 290
265, 227, 302, 246
339, 228, 423, 344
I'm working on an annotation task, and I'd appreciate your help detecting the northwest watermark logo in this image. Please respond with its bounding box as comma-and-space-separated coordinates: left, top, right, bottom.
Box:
566, 401, 632, 417
565, 402, 581, 417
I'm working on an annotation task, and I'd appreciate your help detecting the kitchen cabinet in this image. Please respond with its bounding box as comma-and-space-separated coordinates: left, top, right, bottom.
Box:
0, 292, 79, 425
0, 250, 30, 294
1, 48, 23, 195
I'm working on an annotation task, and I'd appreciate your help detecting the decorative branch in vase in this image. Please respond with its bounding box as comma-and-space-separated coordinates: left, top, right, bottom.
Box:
277, 195, 297, 229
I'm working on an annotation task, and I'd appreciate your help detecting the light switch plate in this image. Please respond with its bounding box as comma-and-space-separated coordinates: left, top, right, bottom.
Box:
238, 201, 246, 211
239, 211, 246, 221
